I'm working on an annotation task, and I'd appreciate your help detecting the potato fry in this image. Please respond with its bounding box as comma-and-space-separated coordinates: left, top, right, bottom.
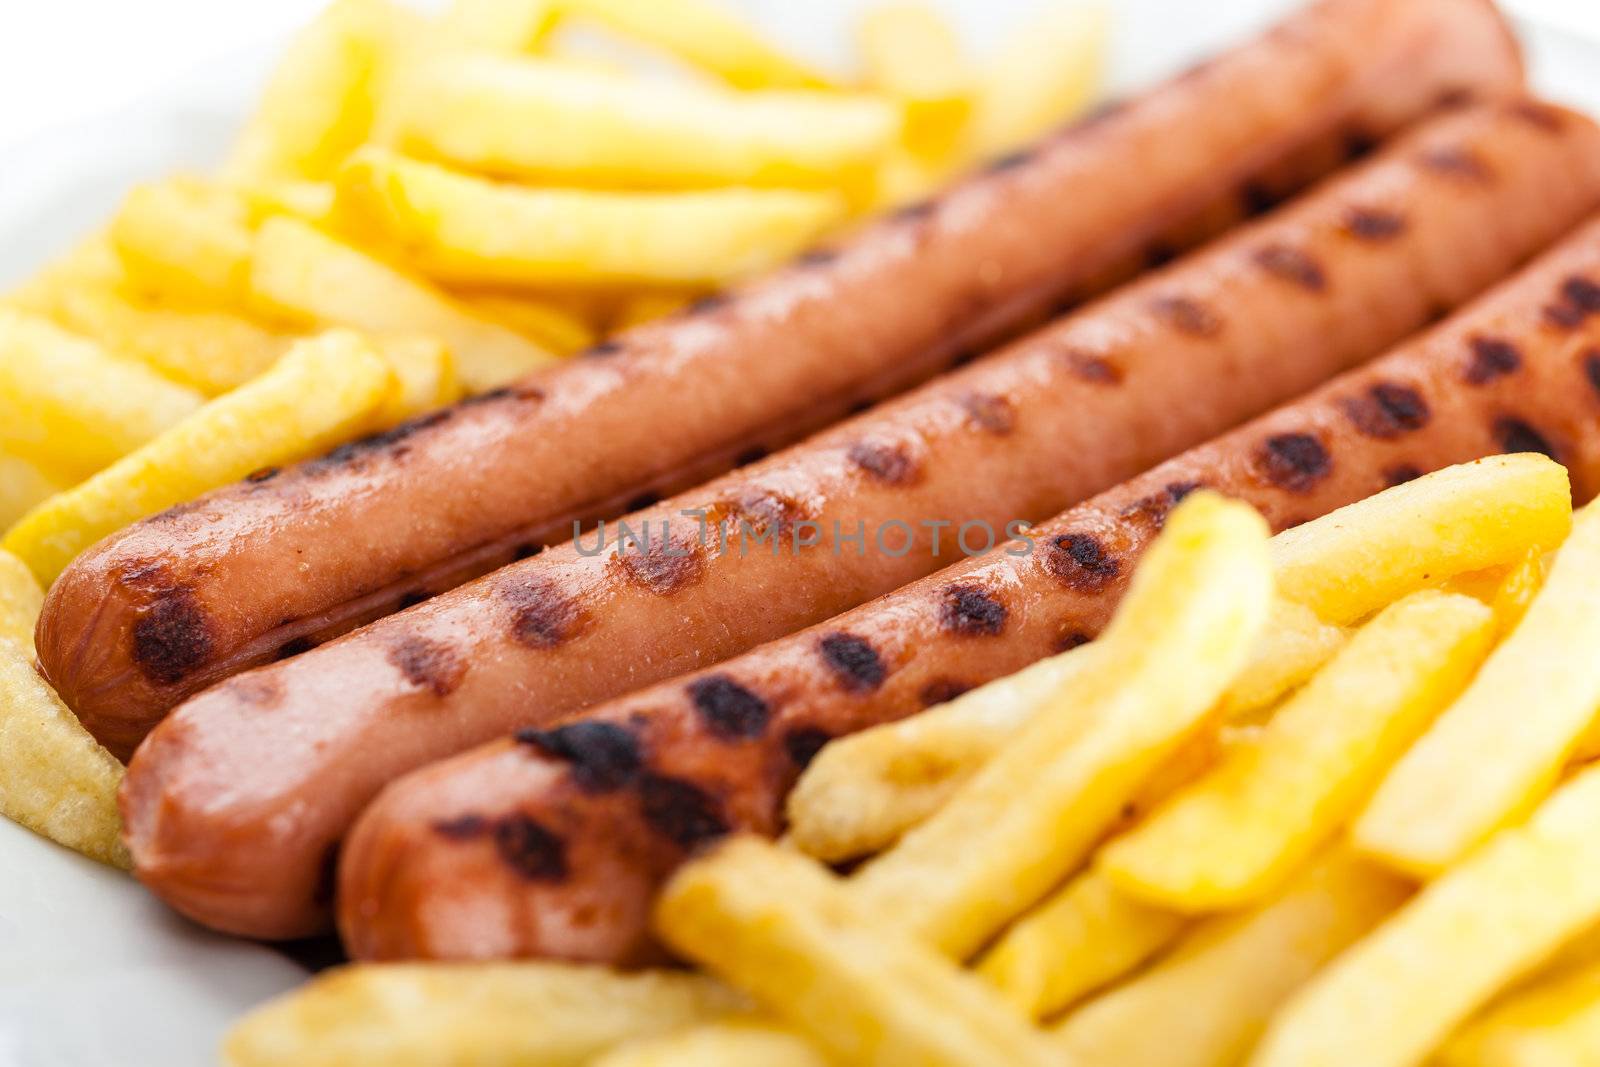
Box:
0, 639, 127, 868
594, 1019, 827, 1067
1270, 454, 1572, 626
440, 0, 557, 53
223, 962, 745, 1067
1490, 546, 1549, 635
849, 493, 1272, 959
787, 596, 1343, 865
609, 290, 699, 331
0, 549, 44, 651
1257, 765, 1600, 1067
3, 332, 392, 585
250, 215, 558, 392
0, 451, 67, 535
656, 837, 1058, 1067
371, 335, 461, 422
0, 307, 204, 479
1441, 958, 1600, 1067
556, 0, 831, 90
337, 148, 848, 288
389, 56, 896, 191
969, 2, 1108, 158
223, 0, 417, 184
1055, 850, 1408, 1067
976, 869, 1188, 1020
1102, 592, 1495, 911
1354, 502, 1600, 879
857, 2, 973, 162
7, 232, 124, 311
109, 178, 259, 311
456, 292, 596, 355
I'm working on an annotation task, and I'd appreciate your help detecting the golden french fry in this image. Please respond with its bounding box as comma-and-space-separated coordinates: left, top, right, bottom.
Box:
223, 962, 745, 1067
0, 549, 44, 651
1257, 765, 1600, 1067
555, 0, 830, 90
0, 451, 67, 536
371, 335, 462, 422
969, 2, 1108, 158
440, 0, 557, 52
389, 56, 896, 191
1055, 851, 1408, 1067
1271, 454, 1572, 626
857, 2, 973, 162
1441, 958, 1600, 1067
0, 308, 204, 480
223, 0, 418, 184
656, 837, 1058, 1067
976, 869, 1187, 1020
1354, 502, 1600, 879
456, 292, 596, 354
109, 178, 259, 311
787, 596, 1343, 865
849, 493, 1272, 959
250, 215, 558, 392
337, 148, 848, 288
594, 1019, 827, 1067
609, 290, 699, 332
235, 179, 339, 228
1101, 591, 1495, 911
1490, 546, 1549, 634
3, 332, 392, 585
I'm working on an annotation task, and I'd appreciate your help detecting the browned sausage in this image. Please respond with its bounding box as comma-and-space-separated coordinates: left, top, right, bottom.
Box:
39, 0, 1522, 757
331, 214, 1600, 965
118, 100, 1600, 941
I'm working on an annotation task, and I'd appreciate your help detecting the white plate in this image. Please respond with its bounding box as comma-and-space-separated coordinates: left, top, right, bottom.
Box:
0, 4, 1595, 1066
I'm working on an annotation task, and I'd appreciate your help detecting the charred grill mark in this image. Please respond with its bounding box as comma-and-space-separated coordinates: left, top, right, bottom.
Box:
796, 247, 840, 268
1343, 207, 1407, 241
516, 721, 643, 793
1508, 100, 1567, 132
130, 589, 214, 686
892, 199, 938, 225
1496, 418, 1558, 460
959, 391, 1016, 434
1254, 245, 1328, 292
1418, 146, 1494, 182
616, 536, 704, 596
726, 487, 809, 538
1342, 382, 1431, 440
783, 727, 833, 770
584, 340, 624, 358
493, 814, 568, 881
639, 774, 729, 850
687, 293, 731, 315
920, 678, 973, 707
848, 440, 920, 485
386, 634, 466, 697
986, 147, 1035, 172
818, 632, 887, 692
228, 674, 283, 708
432, 814, 489, 840
1151, 295, 1224, 338
1585, 350, 1600, 399
688, 675, 771, 740
1384, 464, 1425, 488
1043, 532, 1121, 592
1119, 480, 1204, 530
1464, 337, 1523, 384
1256, 432, 1332, 492
1063, 348, 1123, 385
312, 409, 453, 468
939, 583, 1008, 637
501, 579, 584, 649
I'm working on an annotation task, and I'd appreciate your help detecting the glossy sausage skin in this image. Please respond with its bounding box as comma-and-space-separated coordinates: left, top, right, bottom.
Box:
118, 100, 1600, 941
335, 217, 1600, 965
40, 0, 1523, 756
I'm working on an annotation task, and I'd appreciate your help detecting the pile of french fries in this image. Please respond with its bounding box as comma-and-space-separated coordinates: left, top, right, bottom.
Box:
226, 453, 1600, 1067
0, 0, 1107, 869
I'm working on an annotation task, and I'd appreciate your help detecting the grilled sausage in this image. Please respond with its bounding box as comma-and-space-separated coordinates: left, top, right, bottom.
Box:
40, 0, 1522, 756
331, 214, 1600, 964
117, 99, 1600, 941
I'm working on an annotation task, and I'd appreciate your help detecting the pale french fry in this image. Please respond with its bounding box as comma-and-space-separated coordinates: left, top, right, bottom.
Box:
969, 2, 1108, 158
594, 1019, 827, 1067
440, 0, 557, 53
0, 639, 128, 868
1353, 502, 1600, 879
555, 0, 831, 90
235, 179, 339, 228
0, 308, 204, 479
1102, 591, 1495, 911
3, 332, 392, 585
457, 292, 596, 354
1055, 850, 1409, 1067
1270, 454, 1572, 626
656, 836, 1058, 1067
0, 451, 67, 535
1260, 766, 1600, 1067
389, 56, 897, 191
976, 869, 1187, 1020
849, 493, 1272, 959
223, 0, 418, 184
0, 549, 44, 650
857, 2, 973, 162
6, 231, 124, 311
787, 596, 1343, 865
250, 215, 558, 392
223, 962, 745, 1067
1441, 958, 1600, 1067
337, 148, 849, 288
371, 335, 462, 422
109, 178, 258, 311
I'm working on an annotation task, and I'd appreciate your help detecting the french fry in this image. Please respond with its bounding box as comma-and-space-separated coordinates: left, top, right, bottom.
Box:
250, 214, 559, 392
1270, 454, 1573, 626
787, 596, 1344, 865
3, 332, 393, 585
222, 0, 417, 184
440, 0, 557, 53
1055, 850, 1409, 1067
389, 56, 897, 191
656, 836, 1059, 1067
1490, 546, 1549, 634
0, 560, 127, 868
1101, 591, 1495, 911
976, 869, 1188, 1020
0, 451, 67, 535
610, 290, 699, 331
371, 335, 461, 422
456, 292, 596, 355
109, 178, 259, 311
594, 1019, 827, 1067
1353, 501, 1600, 879
1262, 765, 1600, 1067
857, 2, 973, 163
0, 307, 204, 479
848, 493, 1272, 959
555, 0, 831, 90
336, 148, 849, 288
968, 2, 1108, 158
6, 231, 124, 310
1441, 958, 1600, 1067
223, 962, 746, 1067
